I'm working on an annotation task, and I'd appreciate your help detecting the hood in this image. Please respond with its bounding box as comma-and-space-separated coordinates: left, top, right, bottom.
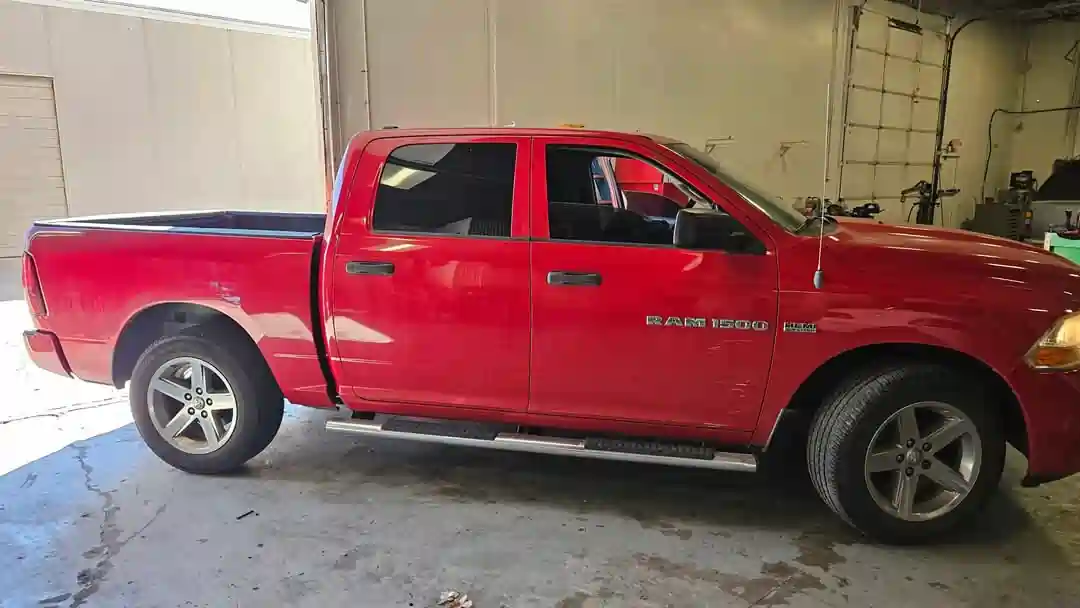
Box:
828, 218, 1080, 297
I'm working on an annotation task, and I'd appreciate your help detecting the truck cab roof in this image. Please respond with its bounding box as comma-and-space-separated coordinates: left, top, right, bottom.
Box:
347, 127, 679, 151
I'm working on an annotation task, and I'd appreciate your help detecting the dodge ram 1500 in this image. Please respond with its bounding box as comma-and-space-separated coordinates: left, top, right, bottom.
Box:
23, 128, 1080, 543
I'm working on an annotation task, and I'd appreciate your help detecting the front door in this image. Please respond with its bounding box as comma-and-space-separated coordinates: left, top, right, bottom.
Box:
528, 138, 778, 431
329, 136, 533, 412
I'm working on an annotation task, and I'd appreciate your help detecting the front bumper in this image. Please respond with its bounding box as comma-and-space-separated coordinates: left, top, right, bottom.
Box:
1011, 364, 1080, 486
23, 330, 72, 378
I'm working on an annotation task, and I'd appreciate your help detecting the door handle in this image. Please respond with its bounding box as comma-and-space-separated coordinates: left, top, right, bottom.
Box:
547, 271, 602, 287
346, 261, 395, 276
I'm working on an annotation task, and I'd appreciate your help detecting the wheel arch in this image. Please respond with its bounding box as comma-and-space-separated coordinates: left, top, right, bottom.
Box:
111, 302, 263, 389
772, 342, 1028, 457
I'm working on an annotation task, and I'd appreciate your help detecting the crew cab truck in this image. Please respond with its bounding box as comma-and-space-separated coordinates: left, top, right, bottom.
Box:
22, 128, 1080, 543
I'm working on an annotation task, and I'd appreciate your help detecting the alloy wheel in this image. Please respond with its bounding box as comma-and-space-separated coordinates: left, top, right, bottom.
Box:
863, 401, 982, 522
147, 357, 238, 455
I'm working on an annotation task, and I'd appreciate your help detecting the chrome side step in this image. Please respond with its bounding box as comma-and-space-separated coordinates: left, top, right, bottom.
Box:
325, 417, 757, 473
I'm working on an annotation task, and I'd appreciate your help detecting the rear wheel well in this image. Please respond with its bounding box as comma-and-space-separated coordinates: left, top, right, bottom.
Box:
112, 304, 259, 389
779, 343, 1027, 456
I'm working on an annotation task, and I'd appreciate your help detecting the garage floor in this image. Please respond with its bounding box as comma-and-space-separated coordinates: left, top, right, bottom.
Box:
1, 303, 1079, 607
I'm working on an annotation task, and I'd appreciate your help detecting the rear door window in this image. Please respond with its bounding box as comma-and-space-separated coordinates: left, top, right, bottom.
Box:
372, 142, 517, 238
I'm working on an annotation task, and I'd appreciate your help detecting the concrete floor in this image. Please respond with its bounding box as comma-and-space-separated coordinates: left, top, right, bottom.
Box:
1, 303, 1080, 607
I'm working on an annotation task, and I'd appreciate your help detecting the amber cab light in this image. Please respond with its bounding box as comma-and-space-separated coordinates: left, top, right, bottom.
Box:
22, 253, 47, 317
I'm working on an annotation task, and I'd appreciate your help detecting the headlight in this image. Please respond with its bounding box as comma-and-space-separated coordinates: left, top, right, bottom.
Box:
1026, 311, 1080, 371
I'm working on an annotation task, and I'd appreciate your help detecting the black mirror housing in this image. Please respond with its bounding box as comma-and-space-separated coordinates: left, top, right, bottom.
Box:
673, 209, 764, 254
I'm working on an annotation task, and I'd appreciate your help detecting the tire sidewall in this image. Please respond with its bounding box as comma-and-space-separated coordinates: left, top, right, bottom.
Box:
833, 367, 1006, 542
130, 335, 266, 474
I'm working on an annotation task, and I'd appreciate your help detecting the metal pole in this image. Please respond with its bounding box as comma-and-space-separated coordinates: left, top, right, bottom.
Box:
924, 18, 983, 224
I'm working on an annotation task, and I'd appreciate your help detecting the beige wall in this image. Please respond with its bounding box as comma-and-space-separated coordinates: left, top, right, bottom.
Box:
1008, 21, 1080, 186
329, 0, 841, 204
940, 20, 1025, 225
0, 0, 323, 216
323, 0, 1035, 227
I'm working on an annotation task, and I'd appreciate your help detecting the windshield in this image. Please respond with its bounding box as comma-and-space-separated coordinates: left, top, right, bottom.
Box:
664, 142, 807, 232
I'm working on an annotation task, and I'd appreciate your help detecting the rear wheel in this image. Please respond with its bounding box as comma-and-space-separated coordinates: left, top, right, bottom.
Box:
807, 363, 1005, 543
129, 329, 283, 474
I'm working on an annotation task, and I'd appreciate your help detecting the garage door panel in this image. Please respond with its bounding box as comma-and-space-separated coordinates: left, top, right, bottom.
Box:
0, 145, 63, 165
0, 175, 65, 189
841, 165, 876, 200
851, 51, 886, 87
847, 89, 882, 126
907, 133, 936, 163
0, 96, 56, 119
843, 127, 878, 162
2, 192, 67, 212
0, 73, 67, 256
888, 31, 923, 61
911, 101, 938, 131
858, 10, 890, 47
881, 95, 913, 129
917, 65, 943, 99
0, 126, 59, 149
872, 166, 909, 199
0, 83, 53, 103
0, 115, 58, 131
884, 56, 917, 92
878, 130, 909, 163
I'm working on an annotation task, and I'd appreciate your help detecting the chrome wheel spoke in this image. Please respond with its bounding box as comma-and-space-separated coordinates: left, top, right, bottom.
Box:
206, 393, 236, 412
151, 377, 189, 404
897, 407, 920, 444
866, 448, 906, 472
892, 472, 919, 518
163, 410, 196, 438
189, 361, 208, 395
923, 458, 971, 494
923, 418, 972, 453
198, 414, 224, 450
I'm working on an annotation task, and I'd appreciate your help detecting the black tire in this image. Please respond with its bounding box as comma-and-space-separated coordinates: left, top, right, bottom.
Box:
129, 325, 284, 474
807, 363, 1005, 544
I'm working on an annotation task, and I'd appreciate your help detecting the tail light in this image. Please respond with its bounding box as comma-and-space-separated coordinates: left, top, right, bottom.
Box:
22, 254, 47, 317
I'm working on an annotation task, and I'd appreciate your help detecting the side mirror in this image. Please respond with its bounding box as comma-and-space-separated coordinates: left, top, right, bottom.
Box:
673, 209, 764, 254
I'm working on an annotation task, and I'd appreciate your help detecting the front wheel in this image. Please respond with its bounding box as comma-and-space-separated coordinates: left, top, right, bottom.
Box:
808, 363, 1005, 544
129, 330, 284, 474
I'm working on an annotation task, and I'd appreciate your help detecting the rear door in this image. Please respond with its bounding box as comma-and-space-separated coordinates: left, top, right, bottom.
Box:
528, 137, 778, 431
328, 135, 532, 412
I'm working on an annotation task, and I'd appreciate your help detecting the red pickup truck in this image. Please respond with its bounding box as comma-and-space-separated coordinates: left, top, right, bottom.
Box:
22, 128, 1080, 543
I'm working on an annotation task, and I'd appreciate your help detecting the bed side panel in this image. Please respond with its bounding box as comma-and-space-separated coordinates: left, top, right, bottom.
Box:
27, 227, 331, 407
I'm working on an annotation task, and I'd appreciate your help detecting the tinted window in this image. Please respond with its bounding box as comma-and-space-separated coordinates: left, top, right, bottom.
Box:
373, 143, 516, 237
547, 147, 681, 246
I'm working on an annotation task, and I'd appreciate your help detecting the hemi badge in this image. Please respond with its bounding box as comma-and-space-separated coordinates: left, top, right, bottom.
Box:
783, 322, 817, 334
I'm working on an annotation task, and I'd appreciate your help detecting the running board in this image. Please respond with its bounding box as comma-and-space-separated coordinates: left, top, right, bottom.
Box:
325, 417, 757, 473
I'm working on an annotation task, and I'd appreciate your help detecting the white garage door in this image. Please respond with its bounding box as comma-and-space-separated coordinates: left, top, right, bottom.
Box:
838, 4, 948, 224
0, 74, 68, 259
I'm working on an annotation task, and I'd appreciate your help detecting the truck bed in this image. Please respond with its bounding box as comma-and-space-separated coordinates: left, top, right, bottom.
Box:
25, 210, 332, 407
36, 210, 326, 238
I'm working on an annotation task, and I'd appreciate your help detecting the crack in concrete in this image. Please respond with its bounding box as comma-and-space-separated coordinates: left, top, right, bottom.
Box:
68, 442, 169, 608
0, 397, 128, 426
